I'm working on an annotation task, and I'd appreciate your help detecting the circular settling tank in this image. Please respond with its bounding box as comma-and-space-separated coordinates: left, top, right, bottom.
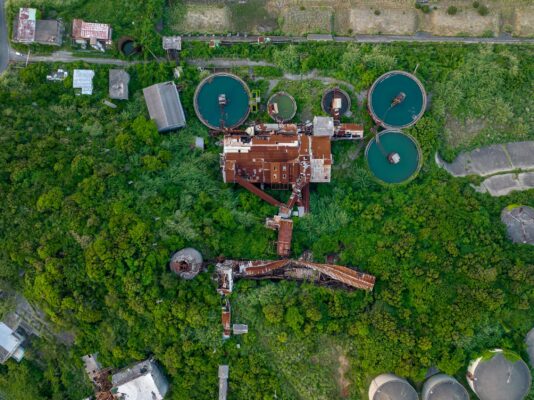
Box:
322, 87, 351, 116
267, 92, 297, 122
194, 73, 251, 130
118, 36, 141, 56
365, 130, 422, 184
368, 71, 426, 129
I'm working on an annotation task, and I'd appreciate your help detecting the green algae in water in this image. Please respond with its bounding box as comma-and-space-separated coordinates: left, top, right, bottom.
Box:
195, 74, 250, 129
268, 92, 296, 121
366, 131, 422, 184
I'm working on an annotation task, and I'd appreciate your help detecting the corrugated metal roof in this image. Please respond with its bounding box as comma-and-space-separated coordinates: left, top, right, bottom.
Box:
14, 8, 36, 43
0, 322, 23, 363
162, 36, 181, 50
73, 69, 95, 95
143, 82, 186, 132
112, 359, 169, 400
72, 19, 111, 41
108, 69, 129, 100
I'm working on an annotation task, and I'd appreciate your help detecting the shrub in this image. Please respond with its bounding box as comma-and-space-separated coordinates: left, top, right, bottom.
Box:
447, 6, 458, 15
374, 9, 381, 16
473, 1, 480, 8
478, 5, 489, 16
421, 5, 431, 13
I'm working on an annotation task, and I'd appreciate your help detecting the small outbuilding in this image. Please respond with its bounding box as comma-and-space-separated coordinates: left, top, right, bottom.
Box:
162, 36, 181, 51
109, 69, 130, 100
143, 82, 186, 132
0, 322, 25, 364
73, 69, 95, 95
111, 359, 169, 400
467, 349, 531, 400
368, 373, 418, 400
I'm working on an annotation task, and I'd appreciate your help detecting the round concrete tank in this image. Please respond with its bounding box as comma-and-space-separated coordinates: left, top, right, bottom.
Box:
194, 73, 251, 130
500, 205, 534, 245
369, 373, 419, 400
267, 91, 297, 122
365, 130, 422, 184
321, 87, 351, 117
467, 349, 532, 400
368, 71, 426, 129
170, 248, 203, 279
422, 374, 469, 400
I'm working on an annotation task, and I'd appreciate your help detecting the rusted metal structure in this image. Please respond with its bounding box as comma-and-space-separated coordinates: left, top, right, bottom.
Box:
215, 258, 376, 291
221, 299, 231, 339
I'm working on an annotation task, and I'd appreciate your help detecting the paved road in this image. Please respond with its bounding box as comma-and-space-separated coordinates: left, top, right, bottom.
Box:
9, 49, 141, 66
0, 0, 9, 73
184, 33, 534, 45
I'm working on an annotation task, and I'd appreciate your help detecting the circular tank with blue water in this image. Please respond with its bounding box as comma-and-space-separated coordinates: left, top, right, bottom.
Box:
194, 73, 251, 130
365, 130, 422, 184
368, 71, 426, 129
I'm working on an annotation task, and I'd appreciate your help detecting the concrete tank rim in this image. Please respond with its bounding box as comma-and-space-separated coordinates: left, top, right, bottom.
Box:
267, 91, 297, 122
364, 129, 423, 185
422, 374, 469, 400
367, 70, 427, 129
321, 87, 352, 115
193, 72, 251, 130
469, 351, 532, 400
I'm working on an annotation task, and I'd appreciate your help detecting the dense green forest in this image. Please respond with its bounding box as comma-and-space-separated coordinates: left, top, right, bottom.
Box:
0, 42, 533, 399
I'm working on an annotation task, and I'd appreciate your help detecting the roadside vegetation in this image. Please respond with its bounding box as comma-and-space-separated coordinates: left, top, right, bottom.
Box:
0, 42, 533, 399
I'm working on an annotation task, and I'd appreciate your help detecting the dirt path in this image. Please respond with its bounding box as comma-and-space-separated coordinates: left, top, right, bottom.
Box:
337, 354, 351, 398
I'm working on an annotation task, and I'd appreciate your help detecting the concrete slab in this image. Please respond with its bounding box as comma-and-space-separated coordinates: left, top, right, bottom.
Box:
477, 172, 534, 196
436, 141, 534, 177
506, 141, 534, 170
501, 206, 534, 245
467, 145, 512, 176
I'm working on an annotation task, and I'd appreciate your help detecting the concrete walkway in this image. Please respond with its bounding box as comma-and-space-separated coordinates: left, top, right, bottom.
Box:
435, 141, 534, 177
436, 141, 534, 197
183, 33, 534, 46
473, 172, 534, 197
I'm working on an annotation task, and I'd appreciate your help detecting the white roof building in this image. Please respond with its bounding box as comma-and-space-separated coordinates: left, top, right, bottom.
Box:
0, 322, 25, 364
112, 359, 169, 400
73, 69, 95, 95
313, 116, 335, 137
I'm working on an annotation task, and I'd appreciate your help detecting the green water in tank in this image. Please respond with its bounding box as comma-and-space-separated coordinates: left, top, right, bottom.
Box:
269, 93, 296, 120
370, 73, 424, 128
195, 75, 250, 129
366, 131, 421, 184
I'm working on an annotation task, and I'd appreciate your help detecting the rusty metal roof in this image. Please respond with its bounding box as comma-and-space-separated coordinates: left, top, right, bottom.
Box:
72, 19, 111, 41
221, 132, 331, 185
14, 8, 36, 43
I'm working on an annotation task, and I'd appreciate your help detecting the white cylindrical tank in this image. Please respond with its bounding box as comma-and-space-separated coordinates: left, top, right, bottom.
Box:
369, 373, 419, 400
422, 374, 468, 400
467, 349, 532, 400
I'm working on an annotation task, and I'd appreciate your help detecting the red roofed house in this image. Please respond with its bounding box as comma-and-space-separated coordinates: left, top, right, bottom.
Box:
72, 19, 112, 50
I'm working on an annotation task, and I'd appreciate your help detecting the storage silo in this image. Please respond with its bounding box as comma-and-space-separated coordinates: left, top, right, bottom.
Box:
422, 374, 469, 400
369, 373, 418, 400
368, 71, 426, 129
170, 248, 203, 279
467, 349, 532, 400
194, 73, 251, 130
